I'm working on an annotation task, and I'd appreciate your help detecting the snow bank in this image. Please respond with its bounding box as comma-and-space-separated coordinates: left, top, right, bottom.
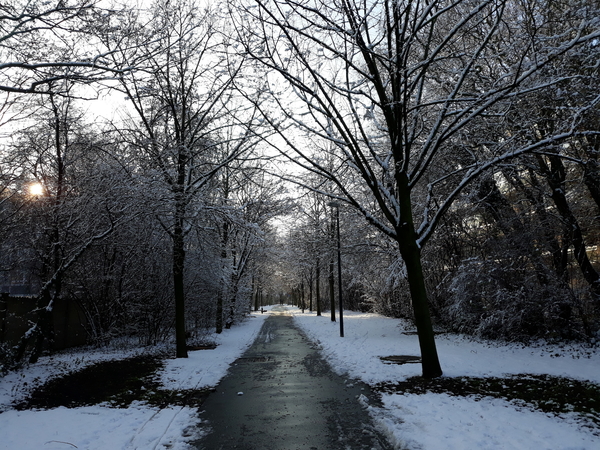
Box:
377, 393, 599, 450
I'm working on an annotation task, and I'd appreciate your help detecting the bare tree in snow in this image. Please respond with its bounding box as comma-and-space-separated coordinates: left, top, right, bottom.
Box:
5, 89, 121, 363
103, 0, 264, 357
0, 0, 132, 95
233, 0, 599, 377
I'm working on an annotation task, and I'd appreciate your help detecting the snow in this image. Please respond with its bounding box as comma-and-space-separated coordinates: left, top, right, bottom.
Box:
0, 404, 199, 450
288, 307, 600, 450
289, 309, 600, 385
1, 306, 599, 450
157, 313, 270, 390
376, 394, 600, 450
1, 343, 156, 409
0, 311, 269, 450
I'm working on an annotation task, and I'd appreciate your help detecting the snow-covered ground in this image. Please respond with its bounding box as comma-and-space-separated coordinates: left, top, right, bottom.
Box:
0, 312, 270, 450
288, 307, 600, 450
289, 308, 600, 384
1, 403, 200, 450
1, 306, 598, 450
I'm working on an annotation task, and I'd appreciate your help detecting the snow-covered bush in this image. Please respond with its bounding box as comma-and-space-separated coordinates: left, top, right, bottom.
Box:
443, 258, 586, 342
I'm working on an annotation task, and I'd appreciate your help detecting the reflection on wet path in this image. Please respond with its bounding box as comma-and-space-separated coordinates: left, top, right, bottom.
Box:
194, 306, 390, 449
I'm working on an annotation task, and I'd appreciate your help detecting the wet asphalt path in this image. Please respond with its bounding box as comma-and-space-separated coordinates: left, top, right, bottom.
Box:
194, 306, 390, 450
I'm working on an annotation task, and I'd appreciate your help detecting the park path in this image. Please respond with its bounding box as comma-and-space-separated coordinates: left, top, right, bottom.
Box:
194, 306, 390, 450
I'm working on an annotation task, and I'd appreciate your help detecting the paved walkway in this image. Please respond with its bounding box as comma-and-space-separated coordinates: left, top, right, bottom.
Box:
194, 306, 390, 450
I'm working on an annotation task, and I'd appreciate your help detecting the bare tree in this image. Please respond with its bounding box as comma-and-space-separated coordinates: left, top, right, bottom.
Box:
3, 89, 121, 363
105, 0, 263, 357
0, 0, 130, 95
233, 0, 599, 377
213, 160, 287, 331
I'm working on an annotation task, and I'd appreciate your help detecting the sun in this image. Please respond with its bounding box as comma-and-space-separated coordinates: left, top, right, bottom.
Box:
29, 182, 44, 197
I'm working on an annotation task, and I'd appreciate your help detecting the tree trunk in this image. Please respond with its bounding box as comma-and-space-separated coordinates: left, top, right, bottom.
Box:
226, 249, 238, 329
216, 221, 229, 334
583, 153, 600, 214
539, 155, 600, 298
315, 256, 321, 316
253, 276, 259, 312
476, 174, 555, 287
581, 136, 600, 213
525, 168, 568, 280
396, 173, 442, 378
329, 213, 336, 321
29, 94, 65, 363
173, 223, 188, 358
309, 271, 313, 311
398, 236, 443, 378
226, 279, 239, 329
329, 256, 336, 322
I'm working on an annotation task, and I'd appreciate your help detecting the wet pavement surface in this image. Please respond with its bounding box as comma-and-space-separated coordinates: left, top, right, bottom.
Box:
194, 306, 390, 450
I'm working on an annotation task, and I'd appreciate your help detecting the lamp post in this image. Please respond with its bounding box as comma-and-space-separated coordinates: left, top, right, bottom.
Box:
327, 201, 344, 337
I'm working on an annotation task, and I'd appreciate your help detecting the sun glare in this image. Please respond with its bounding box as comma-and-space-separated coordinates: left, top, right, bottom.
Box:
29, 182, 44, 197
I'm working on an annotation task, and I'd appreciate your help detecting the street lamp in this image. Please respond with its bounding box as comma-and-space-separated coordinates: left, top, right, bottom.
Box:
327, 201, 344, 338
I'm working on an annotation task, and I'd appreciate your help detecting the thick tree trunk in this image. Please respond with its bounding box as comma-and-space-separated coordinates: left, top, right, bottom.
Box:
396, 173, 442, 378
398, 236, 443, 378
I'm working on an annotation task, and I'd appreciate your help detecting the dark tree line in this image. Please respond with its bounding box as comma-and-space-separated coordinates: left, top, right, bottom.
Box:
0, 0, 283, 369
